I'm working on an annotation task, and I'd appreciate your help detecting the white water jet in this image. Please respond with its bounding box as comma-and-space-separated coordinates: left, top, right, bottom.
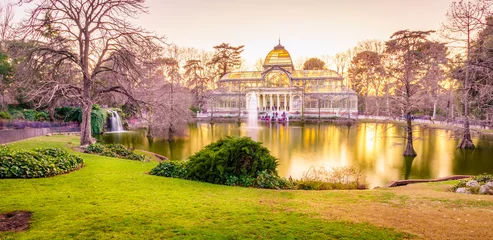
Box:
248, 92, 258, 128
108, 109, 123, 132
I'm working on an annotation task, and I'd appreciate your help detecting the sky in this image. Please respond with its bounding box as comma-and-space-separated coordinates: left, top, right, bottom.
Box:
10, 0, 457, 68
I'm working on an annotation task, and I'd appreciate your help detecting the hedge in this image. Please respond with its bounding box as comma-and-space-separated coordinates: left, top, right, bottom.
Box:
0, 146, 84, 178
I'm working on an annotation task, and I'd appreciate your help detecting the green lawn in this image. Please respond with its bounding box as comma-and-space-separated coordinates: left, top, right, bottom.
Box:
2, 136, 492, 239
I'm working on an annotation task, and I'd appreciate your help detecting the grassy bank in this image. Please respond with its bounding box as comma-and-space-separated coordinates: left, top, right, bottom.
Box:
1, 136, 493, 239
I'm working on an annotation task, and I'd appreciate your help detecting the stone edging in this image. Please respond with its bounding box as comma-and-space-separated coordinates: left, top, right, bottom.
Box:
384, 175, 472, 188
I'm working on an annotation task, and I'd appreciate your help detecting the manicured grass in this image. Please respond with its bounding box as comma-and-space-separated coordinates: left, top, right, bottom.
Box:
1, 136, 493, 239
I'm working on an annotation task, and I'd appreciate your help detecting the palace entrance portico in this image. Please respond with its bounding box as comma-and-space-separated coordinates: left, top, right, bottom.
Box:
246, 90, 302, 112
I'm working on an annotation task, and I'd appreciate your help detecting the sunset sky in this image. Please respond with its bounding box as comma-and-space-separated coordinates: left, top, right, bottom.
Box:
12, 0, 457, 68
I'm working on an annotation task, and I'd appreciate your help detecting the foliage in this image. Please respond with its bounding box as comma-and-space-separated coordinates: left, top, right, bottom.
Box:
85, 143, 147, 162
254, 170, 293, 189
208, 43, 244, 79
185, 136, 279, 185
451, 174, 493, 192
150, 161, 187, 178
35, 111, 49, 121
90, 108, 107, 135
22, 109, 37, 121
85, 143, 105, 154
0, 111, 11, 119
55, 106, 80, 122
0, 146, 84, 178
190, 105, 200, 114
121, 101, 139, 119
303, 57, 327, 70
7, 108, 24, 119
295, 166, 368, 190
54, 106, 106, 136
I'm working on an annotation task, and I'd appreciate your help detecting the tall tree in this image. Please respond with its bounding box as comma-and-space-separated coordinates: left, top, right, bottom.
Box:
18, 0, 164, 146
385, 30, 436, 156
184, 59, 210, 109
302, 57, 327, 70
348, 51, 385, 115
207, 43, 244, 80
420, 41, 448, 120
443, 0, 491, 149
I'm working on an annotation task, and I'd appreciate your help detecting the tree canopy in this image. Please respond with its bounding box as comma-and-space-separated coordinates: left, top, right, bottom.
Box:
302, 57, 327, 70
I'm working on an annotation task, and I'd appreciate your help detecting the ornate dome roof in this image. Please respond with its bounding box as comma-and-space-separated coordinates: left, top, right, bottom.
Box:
263, 42, 294, 70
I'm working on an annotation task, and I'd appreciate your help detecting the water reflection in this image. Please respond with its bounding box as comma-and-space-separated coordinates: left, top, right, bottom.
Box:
98, 122, 493, 187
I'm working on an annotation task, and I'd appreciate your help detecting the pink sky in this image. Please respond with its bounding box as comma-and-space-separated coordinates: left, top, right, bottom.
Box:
12, 0, 457, 68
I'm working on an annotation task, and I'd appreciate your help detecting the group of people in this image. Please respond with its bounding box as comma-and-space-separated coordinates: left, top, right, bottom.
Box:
259, 111, 288, 122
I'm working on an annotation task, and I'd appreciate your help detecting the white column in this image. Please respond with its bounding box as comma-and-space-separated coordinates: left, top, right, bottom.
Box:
270, 94, 273, 110
276, 94, 280, 111
284, 94, 287, 111
289, 94, 293, 111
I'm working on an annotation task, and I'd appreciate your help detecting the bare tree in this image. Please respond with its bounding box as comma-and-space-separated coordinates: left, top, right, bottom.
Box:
17, 0, 164, 146
254, 57, 264, 71
385, 30, 436, 156
0, 2, 14, 49
443, 0, 491, 149
331, 49, 352, 79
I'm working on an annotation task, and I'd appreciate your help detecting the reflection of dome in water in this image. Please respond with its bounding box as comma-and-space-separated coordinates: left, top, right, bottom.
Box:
263, 43, 294, 70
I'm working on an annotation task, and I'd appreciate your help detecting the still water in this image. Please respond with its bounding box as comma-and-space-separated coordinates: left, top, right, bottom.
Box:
98, 122, 493, 187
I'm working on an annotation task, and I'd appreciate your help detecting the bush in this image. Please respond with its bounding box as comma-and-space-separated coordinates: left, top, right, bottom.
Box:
255, 170, 293, 189
0, 146, 84, 178
0, 111, 11, 119
452, 174, 493, 192
85, 143, 105, 153
22, 109, 37, 121
185, 136, 279, 185
7, 109, 24, 119
150, 161, 187, 178
85, 143, 147, 162
35, 111, 49, 121
295, 166, 368, 190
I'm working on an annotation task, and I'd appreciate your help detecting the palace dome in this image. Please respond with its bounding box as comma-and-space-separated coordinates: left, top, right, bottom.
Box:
263, 43, 294, 70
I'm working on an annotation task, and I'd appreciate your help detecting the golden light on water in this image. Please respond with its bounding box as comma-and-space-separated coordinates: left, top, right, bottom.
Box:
100, 122, 493, 187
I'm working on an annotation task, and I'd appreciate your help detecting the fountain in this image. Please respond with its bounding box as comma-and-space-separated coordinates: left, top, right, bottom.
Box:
248, 92, 258, 127
108, 109, 124, 132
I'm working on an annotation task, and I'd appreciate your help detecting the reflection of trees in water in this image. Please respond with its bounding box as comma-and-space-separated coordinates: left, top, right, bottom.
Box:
404, 156, 416, 180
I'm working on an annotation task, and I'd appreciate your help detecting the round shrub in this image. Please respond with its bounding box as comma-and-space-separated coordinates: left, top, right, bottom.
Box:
185, 136, 279, 185
0, 146, 84, 178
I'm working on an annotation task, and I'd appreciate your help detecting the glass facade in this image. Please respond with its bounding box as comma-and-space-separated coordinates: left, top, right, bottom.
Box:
202, 43, 358, 119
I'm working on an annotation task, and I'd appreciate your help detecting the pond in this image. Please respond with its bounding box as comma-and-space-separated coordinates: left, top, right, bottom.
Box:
97, 122, 493, 187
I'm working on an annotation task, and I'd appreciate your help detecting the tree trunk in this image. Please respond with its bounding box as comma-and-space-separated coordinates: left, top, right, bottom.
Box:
403, 112, 417, 156
458, 118, 475, 148
80, 100, 93, 146
432, 101, 437, 120
365, 93, 368, 115
459, 28, 475, 149
48, 98, 58, 121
